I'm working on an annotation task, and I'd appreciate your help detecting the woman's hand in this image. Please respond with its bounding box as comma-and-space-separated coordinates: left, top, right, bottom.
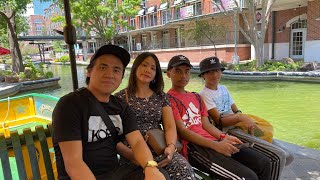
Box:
157, 144, 175, 167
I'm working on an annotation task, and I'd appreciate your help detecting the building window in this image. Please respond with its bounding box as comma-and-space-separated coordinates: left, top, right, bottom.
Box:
139, 15, 147, 28
142, 34, 147, 49
130, 18, 136, 29
161, 10, 170, 24
174, 6, 181, 20
163, 30, 170, 48
193, 1, 202, 16
151, 32, 157, 49
291, 19, 307, 29
149, 13, 157, 26
36, 25, 42, 31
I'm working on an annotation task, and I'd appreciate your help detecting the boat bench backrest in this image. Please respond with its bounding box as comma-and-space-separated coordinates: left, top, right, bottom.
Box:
0, 123, 55, 180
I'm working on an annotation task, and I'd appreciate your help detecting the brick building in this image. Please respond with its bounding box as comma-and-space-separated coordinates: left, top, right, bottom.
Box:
114, 0, 320, 63
264, 0, 320, 62
28, 15, 45, 36
38, 0, 320, 63
44, 2, 64, 36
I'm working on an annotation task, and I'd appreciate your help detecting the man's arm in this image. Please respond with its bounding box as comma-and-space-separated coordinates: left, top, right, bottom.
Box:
126, 130, 165, 180
59, 141, 95, 180
116, 142, 136, 164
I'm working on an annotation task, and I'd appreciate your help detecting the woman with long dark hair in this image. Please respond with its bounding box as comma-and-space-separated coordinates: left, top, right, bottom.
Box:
115, 52, 195, 180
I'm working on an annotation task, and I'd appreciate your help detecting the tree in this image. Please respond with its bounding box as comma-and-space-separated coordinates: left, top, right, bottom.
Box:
212, 0, 277, 67
54, 0, 140, 45
185, 20, 226, 57
0, 0, 48, 72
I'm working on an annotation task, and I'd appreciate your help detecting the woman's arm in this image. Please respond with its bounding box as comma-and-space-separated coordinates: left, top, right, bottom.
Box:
158, 106, 177, 167
162, 106, 177, 147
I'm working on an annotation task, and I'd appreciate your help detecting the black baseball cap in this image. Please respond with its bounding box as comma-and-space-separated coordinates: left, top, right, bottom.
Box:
167, 55, 193, 70
89, 44, 130, 68
199, 56, 225, 77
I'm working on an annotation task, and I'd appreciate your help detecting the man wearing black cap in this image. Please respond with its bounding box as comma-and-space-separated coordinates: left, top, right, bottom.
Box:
53, 45, 167, 180
166, 55, 271, 180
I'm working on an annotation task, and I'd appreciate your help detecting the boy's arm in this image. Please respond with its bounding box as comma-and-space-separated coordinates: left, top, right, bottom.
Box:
208, 108, 241, 127
175, 119, 239, 156
175, 119, 219, 149
201, 115, 224, 139
59, 141, 95, 179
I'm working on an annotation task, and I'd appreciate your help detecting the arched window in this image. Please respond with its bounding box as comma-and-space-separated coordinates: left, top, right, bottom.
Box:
291, 19, 307, 29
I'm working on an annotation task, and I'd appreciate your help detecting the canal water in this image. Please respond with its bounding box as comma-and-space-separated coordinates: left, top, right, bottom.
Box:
27, 64, 320, 150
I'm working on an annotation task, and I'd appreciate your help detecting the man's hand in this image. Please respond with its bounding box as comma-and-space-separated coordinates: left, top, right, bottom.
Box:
144, 167, 166, 180
157, 145, 175, 167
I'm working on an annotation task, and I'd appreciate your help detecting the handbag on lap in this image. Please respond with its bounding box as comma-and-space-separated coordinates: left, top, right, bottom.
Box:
145, 129, 182, 156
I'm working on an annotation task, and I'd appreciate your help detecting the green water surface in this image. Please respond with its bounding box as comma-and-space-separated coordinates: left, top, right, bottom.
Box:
25, 65, 320, 150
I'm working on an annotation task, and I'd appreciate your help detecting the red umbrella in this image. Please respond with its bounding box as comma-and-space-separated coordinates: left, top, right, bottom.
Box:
0, 47, 11, 55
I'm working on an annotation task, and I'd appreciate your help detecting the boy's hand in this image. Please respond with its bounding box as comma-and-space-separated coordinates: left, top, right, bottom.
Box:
225, 134, 242, 144
210, 139, 239, 157
239, 115, 262, 135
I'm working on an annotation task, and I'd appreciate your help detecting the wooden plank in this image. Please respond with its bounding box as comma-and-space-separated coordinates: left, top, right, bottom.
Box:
0, 133, 13, 180
10, 131, 27, 179
24, 128, 41, 179
36, 125, 54, 180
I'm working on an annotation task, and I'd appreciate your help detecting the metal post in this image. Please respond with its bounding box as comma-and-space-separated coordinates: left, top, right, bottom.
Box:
37, 44, 42, 62
232, 9, 240, 64
63, 0, 78, 91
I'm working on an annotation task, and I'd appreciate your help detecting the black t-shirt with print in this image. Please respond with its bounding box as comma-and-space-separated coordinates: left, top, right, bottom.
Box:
52, 88, 138, 179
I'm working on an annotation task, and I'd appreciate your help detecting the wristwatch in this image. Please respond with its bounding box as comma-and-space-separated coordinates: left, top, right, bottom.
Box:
144, 160, 158, 170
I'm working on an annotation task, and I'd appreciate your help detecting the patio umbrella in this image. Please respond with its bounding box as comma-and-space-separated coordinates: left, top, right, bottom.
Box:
0, 47, 10, 55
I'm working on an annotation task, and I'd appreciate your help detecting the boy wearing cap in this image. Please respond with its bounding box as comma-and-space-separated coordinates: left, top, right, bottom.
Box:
199, 56, 291, 179
52, 45, 168, 180
166, 55, 271, 180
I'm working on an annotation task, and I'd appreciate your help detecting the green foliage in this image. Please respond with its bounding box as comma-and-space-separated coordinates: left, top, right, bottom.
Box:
229, 60, 303, 72
186, 20, 226, 45
11, 59, 55, 81
54, 0, 141, 43
220, 61, 228, 68
53, 41, 65, 53
45, 71, 54, 78
59, 55, 70, 63
21, 45, 39, 56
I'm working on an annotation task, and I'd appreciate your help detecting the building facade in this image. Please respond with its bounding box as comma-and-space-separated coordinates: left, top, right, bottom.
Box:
264, 0, 320, 62
31, 0, 320, 63
114, 0, 320, 63
27, 15, 45, 36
